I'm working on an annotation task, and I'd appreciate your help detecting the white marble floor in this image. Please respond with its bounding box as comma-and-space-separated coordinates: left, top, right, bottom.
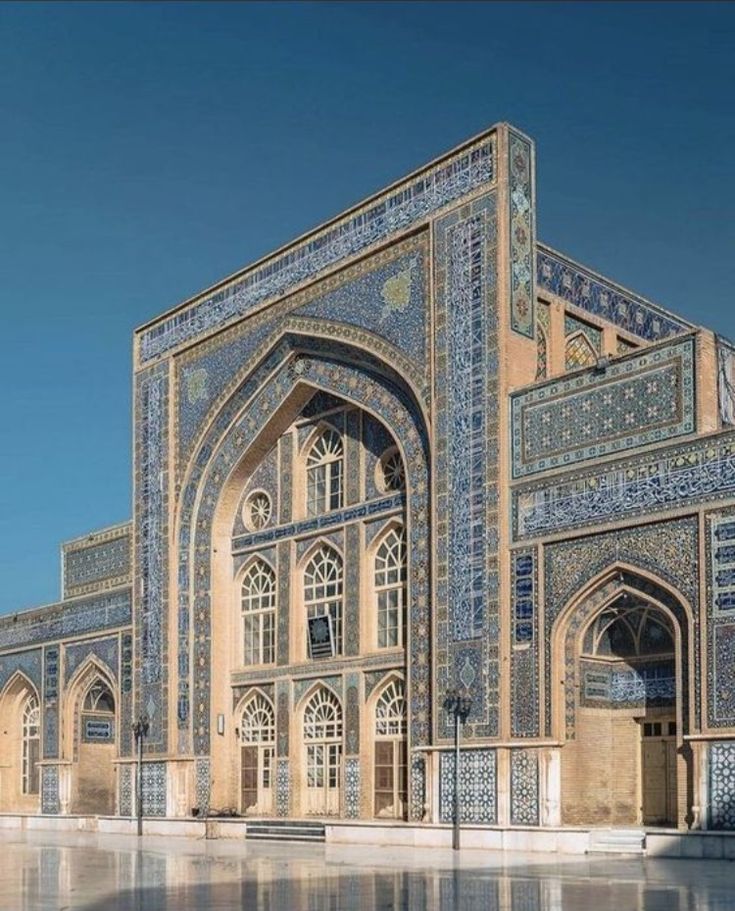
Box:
0, 830, 734, 910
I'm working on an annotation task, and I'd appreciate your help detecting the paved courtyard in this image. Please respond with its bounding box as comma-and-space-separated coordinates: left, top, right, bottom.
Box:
0, 831, 734, 911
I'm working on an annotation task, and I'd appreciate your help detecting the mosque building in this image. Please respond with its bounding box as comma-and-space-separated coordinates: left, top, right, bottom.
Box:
2, 123, 735, 845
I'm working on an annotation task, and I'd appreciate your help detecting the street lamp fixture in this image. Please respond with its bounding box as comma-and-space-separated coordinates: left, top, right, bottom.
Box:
443, 689, 472, 851
132, 714, 150, 837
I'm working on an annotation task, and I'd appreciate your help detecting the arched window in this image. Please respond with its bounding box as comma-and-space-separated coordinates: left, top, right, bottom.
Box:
84, 680, 115, 714
374, 527, 407, 649
378, 447, 405, 493
375, 679, 406, 737
241, 559, 276, 666
303, 688, 342, 741
306, 428, 343, 516
240, 694, 275, 743
304, 545, 343, 655
21, 694, 40, 796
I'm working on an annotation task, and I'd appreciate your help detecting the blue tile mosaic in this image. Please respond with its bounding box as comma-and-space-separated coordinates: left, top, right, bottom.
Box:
511, 335, 696, 478
514, 431, 735, 540
0, 590, 131, 651
140, 138, 493, 363
135, 364, 169, 751
62, 525, 132, 598
706, 512, 735, 727
537, 244, 691, 341
439, 749, 496, 824
175, 236, 428, 479
41, 766, 60, 815
64, 636, 119, 685
510, 749, 539, 826
0, 649, 42, 694
510, 550, 539, 737
141, 762, 167, 817
43, 645, 59, 758
709, 741, 735, 830
434, 192, 499, 739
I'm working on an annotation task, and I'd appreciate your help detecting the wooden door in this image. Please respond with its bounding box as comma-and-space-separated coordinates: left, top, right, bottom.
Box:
306, 742, 341, 816
241, 746, 258, 814
374, 740, 407, 819
641, 720, 677, 826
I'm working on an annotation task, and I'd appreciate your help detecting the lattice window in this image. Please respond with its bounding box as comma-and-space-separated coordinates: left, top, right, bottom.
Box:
241, 559, 276, 666
375, 679, 407, 737
303, 688, 342, 741
240, 693, 275, 743
84, 680, 115, 713
375, 527, 407, 648
21, 694, 40, 796
243, 491, 272, 531
306, 428, 343, 516
378, 447, 405, 493
565, 332, 597, 370
304, 545, 343, 655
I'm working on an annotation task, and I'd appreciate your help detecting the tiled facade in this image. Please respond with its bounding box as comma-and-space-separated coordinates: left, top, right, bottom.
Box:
3, 122, 734, 834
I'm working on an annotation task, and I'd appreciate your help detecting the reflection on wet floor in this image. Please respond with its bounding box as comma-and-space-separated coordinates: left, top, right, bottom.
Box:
0, 831, 734, 911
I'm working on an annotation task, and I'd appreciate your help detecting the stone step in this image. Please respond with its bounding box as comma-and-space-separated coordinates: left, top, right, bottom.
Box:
588, 828, 646, 855
246, 820, 326, 843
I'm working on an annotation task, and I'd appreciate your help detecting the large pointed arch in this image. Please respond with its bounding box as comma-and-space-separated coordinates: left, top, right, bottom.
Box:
550, 561, 694, 742
173, 340, 430, 821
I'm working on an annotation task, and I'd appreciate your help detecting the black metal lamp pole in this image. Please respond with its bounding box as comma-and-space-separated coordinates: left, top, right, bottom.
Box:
132, 715, 150, 837
443, 690, 472, 851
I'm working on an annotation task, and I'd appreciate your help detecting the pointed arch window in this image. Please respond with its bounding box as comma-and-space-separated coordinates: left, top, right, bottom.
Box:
375, 679, 407, 737
241, 559, 276, 666
240, 694, 275, 744
84, 680, 115, 714
21, 694, 40, 796
303, 688, 343, 741
306, 428, 343, 516
304, 545, 343, 655
375, 527, 407, 649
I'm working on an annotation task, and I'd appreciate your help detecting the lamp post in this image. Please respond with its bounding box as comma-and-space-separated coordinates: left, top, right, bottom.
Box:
443, 689, 472, 851
132, 715, 149, 837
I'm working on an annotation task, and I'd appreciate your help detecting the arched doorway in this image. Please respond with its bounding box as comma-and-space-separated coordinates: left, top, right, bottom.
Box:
67, 667, 117, 815
372, 678, 407, 819
0, 674, 40, 812
302, 687, 342, 817
238, 692, 275, 816
555, 569, 692, 829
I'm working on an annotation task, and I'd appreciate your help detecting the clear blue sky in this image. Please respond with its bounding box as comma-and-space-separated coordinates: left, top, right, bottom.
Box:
1, 1, 733, 613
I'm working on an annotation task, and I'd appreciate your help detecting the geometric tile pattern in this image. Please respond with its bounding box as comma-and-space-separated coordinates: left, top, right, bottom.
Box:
439, 749, 496, 824
62, 523, 132, 599
514, 430, 735, 540
434, 192, 500, 740
510, 749, 539, 826
344, 757, 360, 819
0, 648, 42, 694
139, 137, 493, 363
141, 762, 166, 817
276, 759, 290, 818
510, 550, 539, 737
195, 758, 210, 817
509, 130, 535, 338
709, 514, 735, 616
537, 244, 691, 341
64, 636, 119, 684
119, 764, 133, 817
709, 742, 735, 830
511, 335, 695, 478
41, 766, 60, 815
